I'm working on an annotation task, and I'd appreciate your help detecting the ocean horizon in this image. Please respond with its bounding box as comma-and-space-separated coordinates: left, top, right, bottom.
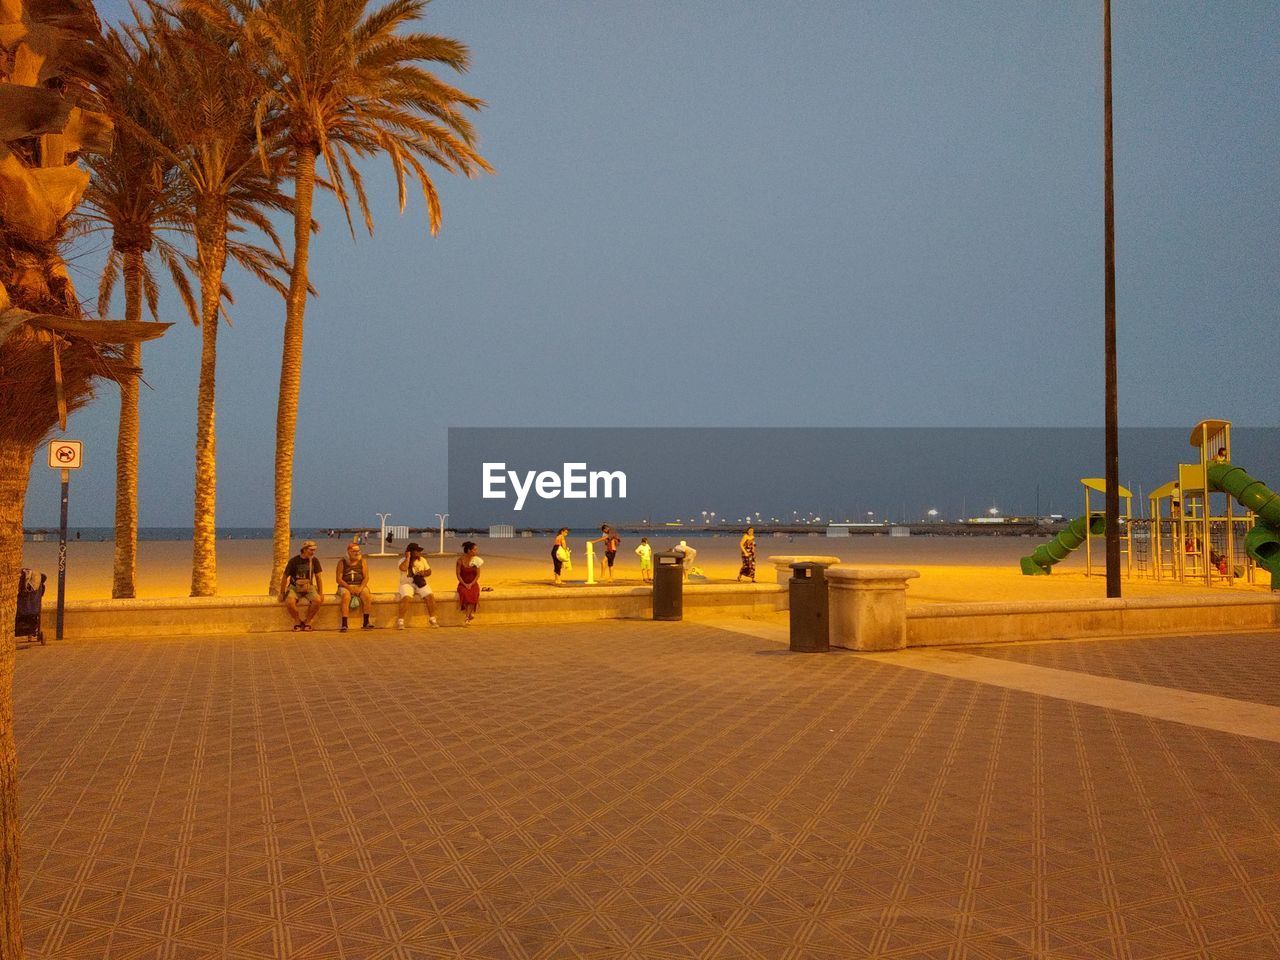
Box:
22, 526, 784, 544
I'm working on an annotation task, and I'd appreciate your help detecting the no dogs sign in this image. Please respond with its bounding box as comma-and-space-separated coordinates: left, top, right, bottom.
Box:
48, 439, 83, 470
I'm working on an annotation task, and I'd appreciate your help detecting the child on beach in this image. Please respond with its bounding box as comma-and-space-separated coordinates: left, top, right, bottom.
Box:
635, 537, 653, 582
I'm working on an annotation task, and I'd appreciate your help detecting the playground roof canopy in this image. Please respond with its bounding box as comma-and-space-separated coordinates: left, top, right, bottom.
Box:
1080, 477, 1133, 498
1190, 419, 1231, 448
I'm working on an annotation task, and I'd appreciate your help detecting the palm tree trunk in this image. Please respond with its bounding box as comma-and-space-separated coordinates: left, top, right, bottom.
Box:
191, 204, 228, 597
111, 249, 144, 598
0, 435, 36, 960
269, 146, 317, 593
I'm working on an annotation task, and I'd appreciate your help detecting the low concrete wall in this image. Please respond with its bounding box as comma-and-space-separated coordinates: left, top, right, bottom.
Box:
39, 579, 1280, 646
46, 583, 786, 640
907, 594, 1280, 647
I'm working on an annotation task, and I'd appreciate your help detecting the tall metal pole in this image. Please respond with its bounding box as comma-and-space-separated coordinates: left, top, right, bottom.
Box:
1103, 0, 1121, 598
435, 513, 449, 555
56, 468, 69, 639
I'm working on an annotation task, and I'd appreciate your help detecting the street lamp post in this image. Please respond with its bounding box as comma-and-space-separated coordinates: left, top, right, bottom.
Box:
435, 514, 449, 555
1102, 0, 1121, 597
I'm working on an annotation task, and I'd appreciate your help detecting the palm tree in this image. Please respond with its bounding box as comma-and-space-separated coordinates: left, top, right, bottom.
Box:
80, 26, 292, 599
78, 30, 197, 599
186, 0, 492, 592
0, 2, 168, 953
118, 9, 293, 596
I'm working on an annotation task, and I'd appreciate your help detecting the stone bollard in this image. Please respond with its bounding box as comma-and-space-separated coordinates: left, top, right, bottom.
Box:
825, 566, 920, 651
767, 555, 842, 587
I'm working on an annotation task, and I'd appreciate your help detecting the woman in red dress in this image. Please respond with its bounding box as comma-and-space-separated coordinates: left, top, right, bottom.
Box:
456, 541, 481, 624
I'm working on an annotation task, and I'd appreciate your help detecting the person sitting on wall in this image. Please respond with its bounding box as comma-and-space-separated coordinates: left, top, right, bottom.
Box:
279, 540, 324, 631
336, 541, 376, 631
397, 542, 439, 629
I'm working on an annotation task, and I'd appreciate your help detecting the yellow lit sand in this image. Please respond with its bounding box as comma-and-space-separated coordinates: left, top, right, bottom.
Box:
22, 531, 1271, 604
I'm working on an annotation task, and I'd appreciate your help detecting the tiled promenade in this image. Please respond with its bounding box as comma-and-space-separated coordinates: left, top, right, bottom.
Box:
14, 622, 1280, 959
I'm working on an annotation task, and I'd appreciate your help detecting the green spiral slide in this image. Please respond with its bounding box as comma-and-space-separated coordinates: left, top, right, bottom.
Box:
1020, 514, 1106, 576
1208, 462, 1280, 589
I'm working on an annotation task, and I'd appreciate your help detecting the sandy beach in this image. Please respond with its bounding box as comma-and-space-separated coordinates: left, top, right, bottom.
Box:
21, 531, 1270, 604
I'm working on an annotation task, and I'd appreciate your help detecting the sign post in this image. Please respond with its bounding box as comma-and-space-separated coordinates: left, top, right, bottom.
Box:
47, 440, 83, 640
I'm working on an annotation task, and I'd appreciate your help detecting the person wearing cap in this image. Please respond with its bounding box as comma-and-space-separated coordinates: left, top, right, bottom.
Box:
397, 542, 439, 629
336, 541, 376, 631
279, 540, 324, 631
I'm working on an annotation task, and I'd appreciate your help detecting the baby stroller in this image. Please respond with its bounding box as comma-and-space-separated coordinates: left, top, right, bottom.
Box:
16, 569, 46, 645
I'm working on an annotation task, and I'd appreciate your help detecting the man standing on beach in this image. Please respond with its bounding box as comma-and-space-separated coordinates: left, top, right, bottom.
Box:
279, 540, 324, 631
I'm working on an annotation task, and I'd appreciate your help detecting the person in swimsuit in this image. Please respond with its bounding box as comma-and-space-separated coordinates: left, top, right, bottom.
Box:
457, 541, 481, 624
336, 541, 376, 631
738, 527, 756, 582
590, 524, 621, 583
552, 527, 570, 584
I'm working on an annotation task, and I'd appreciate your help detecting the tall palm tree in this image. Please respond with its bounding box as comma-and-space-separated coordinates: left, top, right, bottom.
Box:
78, 30, 196, 600
118, 9, 293, 596
0, 1, 167, 953
186, 0, 492, 592
80, 26, 292, 599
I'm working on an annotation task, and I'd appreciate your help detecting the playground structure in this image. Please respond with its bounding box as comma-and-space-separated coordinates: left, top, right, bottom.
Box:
1022, 420, 1279, 590
1018, 479, 1131, 578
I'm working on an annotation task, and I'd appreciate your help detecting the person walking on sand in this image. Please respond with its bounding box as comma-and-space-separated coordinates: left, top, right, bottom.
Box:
738, 527, 757, 582
457, 541, 482, 624
635, 537, 653, 582
591, 523, 621, 582
336, 541, 376, 631
552, 527, 570, 584
279, 540, 324, 631
397, 542, 439, 629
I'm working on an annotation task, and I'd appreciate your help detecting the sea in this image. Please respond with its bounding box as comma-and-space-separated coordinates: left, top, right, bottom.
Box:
22, 526, 766, 544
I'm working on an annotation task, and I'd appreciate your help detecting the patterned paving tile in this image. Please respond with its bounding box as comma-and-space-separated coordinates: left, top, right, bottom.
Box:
11, 622, 1280, 958
968, 632, 1280, 706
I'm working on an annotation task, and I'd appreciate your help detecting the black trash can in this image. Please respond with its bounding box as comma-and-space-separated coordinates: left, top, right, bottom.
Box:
789, 562, 830, 652
652, 552, 684, 621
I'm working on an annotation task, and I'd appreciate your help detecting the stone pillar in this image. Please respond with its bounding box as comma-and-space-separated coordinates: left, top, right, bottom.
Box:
766, 555, 843, 587
825, 565, 920, 651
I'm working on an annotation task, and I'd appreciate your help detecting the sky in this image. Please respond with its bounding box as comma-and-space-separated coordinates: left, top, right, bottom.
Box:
23, 0, 1280, 529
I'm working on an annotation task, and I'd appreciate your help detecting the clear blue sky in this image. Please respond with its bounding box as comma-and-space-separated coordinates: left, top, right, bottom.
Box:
25, 0, 1280, 528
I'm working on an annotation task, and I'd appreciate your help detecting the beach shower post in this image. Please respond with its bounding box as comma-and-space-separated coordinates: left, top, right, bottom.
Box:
373, 512, 393, 557
435, 514, 448, 555
585, 540, 596, 584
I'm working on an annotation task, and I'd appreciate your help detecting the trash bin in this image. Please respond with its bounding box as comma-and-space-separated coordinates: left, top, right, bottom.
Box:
789, 561, 829, 652
652, 552, 684, 621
